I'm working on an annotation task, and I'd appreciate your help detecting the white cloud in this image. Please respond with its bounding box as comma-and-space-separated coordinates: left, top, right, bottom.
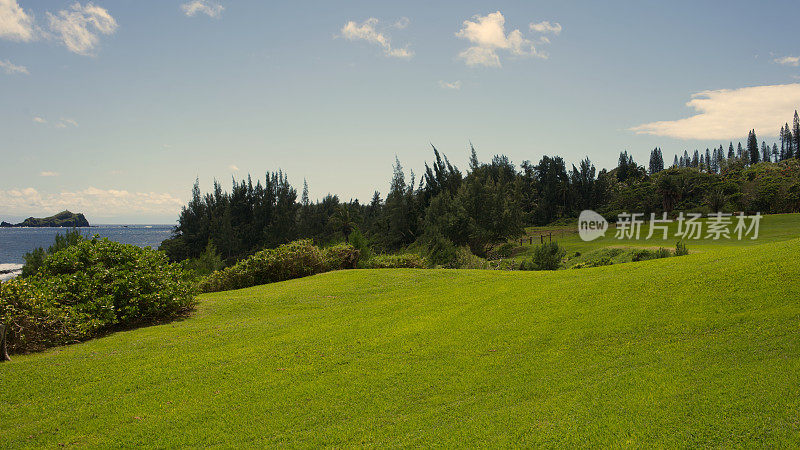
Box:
438, 80, 462, 90
47, 2, 118, 56
0, 0, 36, 42
455, 11, 548, 67
0, 58, 28, 74
181, 0, 223, 18
40, 171, 58, 177
773, 56, 800, 67
0, 187, 185, 218
32, 116, 46, 124
630, 83, 800, 140
229, 164, 239, 171
530, 20, 562, 35
340, 18, 413, 59
393, 17, 410, 29
55, 118, 78, 128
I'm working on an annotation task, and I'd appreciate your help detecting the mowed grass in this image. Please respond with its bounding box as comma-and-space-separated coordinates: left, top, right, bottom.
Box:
512, 212, 800, 263
3, 237, 800, 446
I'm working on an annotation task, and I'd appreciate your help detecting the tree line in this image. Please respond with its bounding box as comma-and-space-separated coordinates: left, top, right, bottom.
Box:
161, 110, 800, 263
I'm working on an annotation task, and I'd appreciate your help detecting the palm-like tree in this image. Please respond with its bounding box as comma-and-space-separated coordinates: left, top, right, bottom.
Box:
330, 206, 356, 243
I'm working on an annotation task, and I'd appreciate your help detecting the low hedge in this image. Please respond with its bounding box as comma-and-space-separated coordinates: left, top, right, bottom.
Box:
199, 240, 360, 293
0, 238, 196, 354
364, 254, 426, 269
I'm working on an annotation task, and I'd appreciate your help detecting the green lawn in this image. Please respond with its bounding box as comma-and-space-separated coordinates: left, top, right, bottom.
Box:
512, 212, 800, 264
2, 224, 800, 446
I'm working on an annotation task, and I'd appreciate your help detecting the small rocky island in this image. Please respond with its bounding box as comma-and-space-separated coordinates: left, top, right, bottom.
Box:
0, 210, 90, 228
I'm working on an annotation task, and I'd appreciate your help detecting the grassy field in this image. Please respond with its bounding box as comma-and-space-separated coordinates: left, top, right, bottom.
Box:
511, 212, 800, 265
2, 217, 800, 446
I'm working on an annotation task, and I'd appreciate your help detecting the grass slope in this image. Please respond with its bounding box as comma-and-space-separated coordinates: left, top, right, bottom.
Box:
2, 239, 800, 446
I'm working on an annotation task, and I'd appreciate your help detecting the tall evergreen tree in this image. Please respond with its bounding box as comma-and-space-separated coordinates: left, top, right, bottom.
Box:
649, 147, 664, 174
794, 111, 800, 158
747, 130, 759, 164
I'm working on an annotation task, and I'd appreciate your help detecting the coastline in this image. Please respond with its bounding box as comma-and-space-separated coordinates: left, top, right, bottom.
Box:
0, 263, 23, 282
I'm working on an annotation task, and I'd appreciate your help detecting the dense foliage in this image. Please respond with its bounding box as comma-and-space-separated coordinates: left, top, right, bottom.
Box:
163, 112, 800, 264
198, 240, 360, 293
0, 238, 196, 354
363, 253, 426, 269
21, 228, 85, 277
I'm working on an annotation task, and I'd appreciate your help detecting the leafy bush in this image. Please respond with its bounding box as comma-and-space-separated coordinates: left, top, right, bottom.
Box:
571, 256, 615, 269
486, 242, 516, 260
22, 228, 85, 277
520, 242, 566, 271
424, 234, 459, 267
348, 228, 372, 262
198, 240, 360, 293
321, 243, 361, 271
1, 238, 196, 354
181, 243, 226, 278
364, 254, 426, 269
675, 241, 689, 256
654, 247, 672, 259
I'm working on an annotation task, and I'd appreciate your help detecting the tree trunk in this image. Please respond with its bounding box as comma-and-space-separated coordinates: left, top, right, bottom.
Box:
0, 324, 10, 362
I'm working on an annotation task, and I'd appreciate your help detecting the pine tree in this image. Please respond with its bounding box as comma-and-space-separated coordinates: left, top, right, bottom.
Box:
728, 142, 735, 159
747, 130, 759, 164
468, 142, 480, 171
737, 142, 744, 159
761, 141, 770, 163
794, 111, 800, 158
673, 155, 678, 168
648, 148, 664, 174
301, 179, 309, 206
780, 124, 787, 160
692, 150, 699, 168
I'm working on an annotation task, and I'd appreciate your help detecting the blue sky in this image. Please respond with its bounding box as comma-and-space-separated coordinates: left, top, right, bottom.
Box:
1, 0, 799, 223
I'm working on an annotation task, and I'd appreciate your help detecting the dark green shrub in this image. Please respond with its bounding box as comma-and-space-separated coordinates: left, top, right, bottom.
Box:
675, 241, 689, 256
654, 248, 672, 258
321, 244, 361, 271
1, 238, 196, 354
22, 228, 85, 277
197, 240, 360, 293
348, 228, 372, 261
181, 243, 226, 278
424, 234, 459, 267
632, 249, 654, 262
199, 240, 326, 293
520, 242, 566, 271
364, 254, 425, 269
571, 256, 613, 269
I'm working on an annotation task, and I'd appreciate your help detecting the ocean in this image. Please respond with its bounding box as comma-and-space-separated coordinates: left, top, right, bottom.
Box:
0, 225, 175, 281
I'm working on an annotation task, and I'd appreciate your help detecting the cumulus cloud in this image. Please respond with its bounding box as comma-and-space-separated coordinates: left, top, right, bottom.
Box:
340, 18, 413, 59
773, 56, 800, 67
39, 171, 58, 177
0, 187, 185, 218
229, 164, 239, 171
629, 83, 800, 140
47, 2, 118, 56
455, 11, 552, 67
181, 0, 223, 18
0, 0, 36, 42
438, 80, 462, 90
32, 116, 46, 124
530, 20, 562, 35
0, 58, 28, 74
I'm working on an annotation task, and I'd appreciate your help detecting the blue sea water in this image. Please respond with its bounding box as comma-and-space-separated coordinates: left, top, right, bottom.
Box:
0, 225, 174, 280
